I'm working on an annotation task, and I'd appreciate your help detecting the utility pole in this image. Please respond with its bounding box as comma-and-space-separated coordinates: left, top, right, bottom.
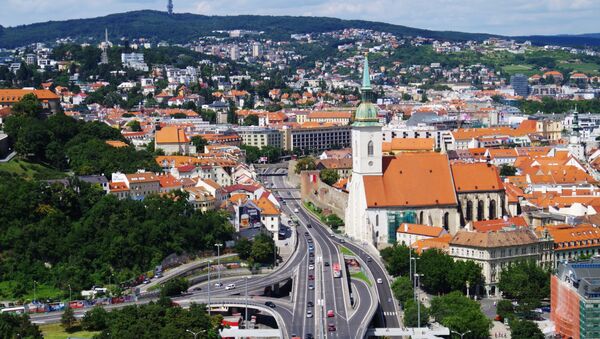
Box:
215, 243, 223, 286
33, 280, 37, 302
68, 284, 72, 303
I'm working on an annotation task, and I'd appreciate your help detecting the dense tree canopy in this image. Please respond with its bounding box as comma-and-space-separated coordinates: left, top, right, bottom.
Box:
93, 298, 221, 339
0, 174, 234, 299
510, 319, 545, 339
0, 313, 43, 339
498, 261, 550, 303
4, 97, 160, 175
430, 292, 491, 339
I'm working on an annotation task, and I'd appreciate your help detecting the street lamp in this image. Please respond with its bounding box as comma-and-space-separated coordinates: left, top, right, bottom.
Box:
245, 276, 249, 328
451, 330, 472, 339
207, 260, 212, 316
186, 329, 205, 339
214, 243, 223, 287
410, 257, 419, 298
414, 273, 424, 328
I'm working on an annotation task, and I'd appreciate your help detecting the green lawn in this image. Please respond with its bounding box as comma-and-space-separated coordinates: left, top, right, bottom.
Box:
39, 323, 100, 339
351, 271, 372, 286
563, 62, 600, 75
0, 158, 67, 180
339, 246, 355, 257
502, 64, 534, 74
0, 281, 64, 302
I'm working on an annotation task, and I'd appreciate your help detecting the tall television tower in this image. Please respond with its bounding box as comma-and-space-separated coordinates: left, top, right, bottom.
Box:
167, 0, 173, 15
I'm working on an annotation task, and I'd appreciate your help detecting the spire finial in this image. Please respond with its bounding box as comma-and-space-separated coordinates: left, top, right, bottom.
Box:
362, 53, 372, 91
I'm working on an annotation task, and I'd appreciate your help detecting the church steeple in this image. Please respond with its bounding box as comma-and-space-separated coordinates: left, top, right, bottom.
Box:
353, 54, 380, 126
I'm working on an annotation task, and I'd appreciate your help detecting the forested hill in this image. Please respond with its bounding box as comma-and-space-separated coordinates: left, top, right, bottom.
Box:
0, 10, 496, 48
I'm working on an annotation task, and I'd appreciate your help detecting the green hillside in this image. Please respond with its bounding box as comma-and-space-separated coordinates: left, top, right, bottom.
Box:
0, 10, 494, 48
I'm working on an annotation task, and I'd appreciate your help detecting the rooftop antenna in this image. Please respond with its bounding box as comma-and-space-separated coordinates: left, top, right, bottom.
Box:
167, 0, 173, 15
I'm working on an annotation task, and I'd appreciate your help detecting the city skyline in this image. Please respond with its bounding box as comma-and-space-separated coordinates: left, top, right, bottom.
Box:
1, 0, 599, 36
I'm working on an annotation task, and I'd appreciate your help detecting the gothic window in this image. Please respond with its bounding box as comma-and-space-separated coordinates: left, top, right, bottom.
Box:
443, 212, 449, 231
466, 201, 473, 221
367, 140, 374, 156
477, 200, 484, 221
375, 214, 379, 226
489, 199, 497, 220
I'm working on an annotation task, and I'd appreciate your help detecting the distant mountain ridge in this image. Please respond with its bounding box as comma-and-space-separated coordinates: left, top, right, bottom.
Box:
0, 10, 599, 48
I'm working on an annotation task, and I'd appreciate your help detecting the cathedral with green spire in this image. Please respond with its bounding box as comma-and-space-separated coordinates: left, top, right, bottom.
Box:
353, 55, 381, 127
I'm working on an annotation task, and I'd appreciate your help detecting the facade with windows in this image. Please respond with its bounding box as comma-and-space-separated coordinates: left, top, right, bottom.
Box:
552, 259, 600, 339
450, 228, 553, 296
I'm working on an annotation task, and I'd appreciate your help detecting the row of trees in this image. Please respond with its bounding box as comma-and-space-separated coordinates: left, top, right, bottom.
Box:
62, 297, 222, 338
382, 245, 483, 295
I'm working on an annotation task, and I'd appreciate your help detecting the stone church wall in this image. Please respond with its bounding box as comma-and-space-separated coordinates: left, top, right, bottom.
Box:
299, 170, 348, 222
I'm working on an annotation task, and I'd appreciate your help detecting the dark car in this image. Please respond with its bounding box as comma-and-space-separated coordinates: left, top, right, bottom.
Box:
309, 252, 314, 257
304, 232, 309, 236
308, 274, 314, 280
307, 301, 314, 307
328, 324, 336, 332
265, 301, 276, 308
305, 334, 313, 339
324, 261, 330, 266
307, 224, 312, 228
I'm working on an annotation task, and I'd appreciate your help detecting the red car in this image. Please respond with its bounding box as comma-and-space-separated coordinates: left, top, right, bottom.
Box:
308, 275, 314, 280
327, 310, 334, 317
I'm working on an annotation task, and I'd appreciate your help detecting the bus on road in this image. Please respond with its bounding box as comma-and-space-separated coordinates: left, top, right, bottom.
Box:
332, 263, 342, 278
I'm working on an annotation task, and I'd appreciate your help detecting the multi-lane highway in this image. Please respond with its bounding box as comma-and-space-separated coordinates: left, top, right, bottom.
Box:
31, 165, 401, 339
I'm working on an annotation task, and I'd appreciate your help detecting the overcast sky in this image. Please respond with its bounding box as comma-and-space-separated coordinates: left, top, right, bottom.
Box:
2, 0, 599, 36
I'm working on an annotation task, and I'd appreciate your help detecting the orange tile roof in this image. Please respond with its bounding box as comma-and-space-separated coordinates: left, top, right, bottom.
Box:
412, 234, 451, 254
155, 126, 189, 144
125, 172, 159, 183
451, 162, 504, 192
452, 127, 527, 140
317, 158, 352, 169
543, 224, 600, 250
109, 182, 129, 192
159, 174, 182, 188
383, 138, 435, 152
0, 89, 59, 102
450, 229, 539, 248
396, 223, 446, 237
255, 196, 280, 215
307, 111, 352, 119
364, 153, 457, 208
229, 193, 248, 204
472, 216, 528, 232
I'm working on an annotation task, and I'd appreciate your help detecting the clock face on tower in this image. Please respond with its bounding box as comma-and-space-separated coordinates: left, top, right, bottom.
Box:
368, 161, 373, 166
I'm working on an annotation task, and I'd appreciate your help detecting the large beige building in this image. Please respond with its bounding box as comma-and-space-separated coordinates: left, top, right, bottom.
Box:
237, 127, 283, 149
449, 228, 553, 296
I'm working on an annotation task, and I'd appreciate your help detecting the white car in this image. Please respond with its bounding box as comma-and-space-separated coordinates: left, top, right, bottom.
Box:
294, 208, 299, 213
225, 283, 236, 290
308, 264, 314, 270
306, 310, 313, 318
214, 283, 223, 287
308, 284, 314, 290
376, 278, 383, 284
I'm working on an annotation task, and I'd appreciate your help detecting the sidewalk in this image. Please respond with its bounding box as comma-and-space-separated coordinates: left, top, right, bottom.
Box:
491, 321, 511, 338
